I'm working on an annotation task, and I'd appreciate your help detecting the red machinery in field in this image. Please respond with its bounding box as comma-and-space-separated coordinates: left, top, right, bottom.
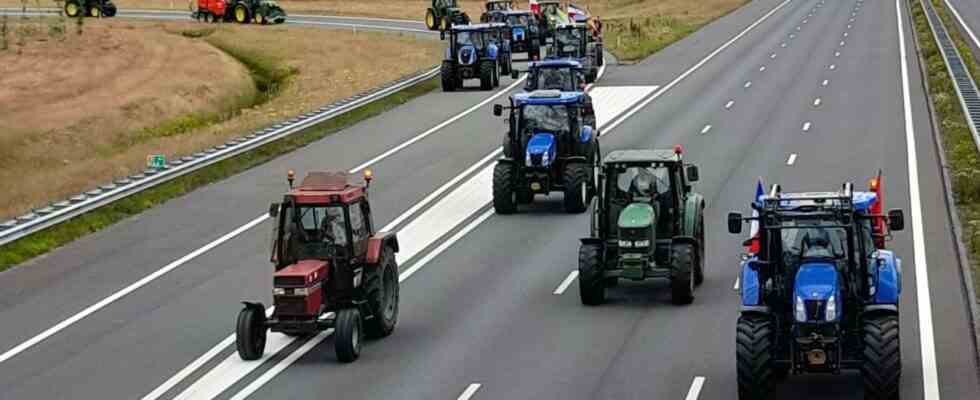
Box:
193, 0, 286, 24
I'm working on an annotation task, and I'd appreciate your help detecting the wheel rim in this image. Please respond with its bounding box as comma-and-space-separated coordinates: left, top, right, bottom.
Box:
382, 265, 397, 320
256, 14, 263, 23
66, 3, 77, 16
426, 13, 435, 28
90, 7, 99, 17
236, 8, 245, 22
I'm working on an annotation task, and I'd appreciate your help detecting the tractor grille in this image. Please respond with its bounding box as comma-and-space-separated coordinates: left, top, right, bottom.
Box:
274, 276, 306, 287
804, 300, 825, 321
274, 297, 307, 316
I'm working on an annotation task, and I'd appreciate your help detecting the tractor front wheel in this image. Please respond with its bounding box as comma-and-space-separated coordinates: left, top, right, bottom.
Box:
425, 8, 439, 30
479, 61, 494, 90
670, 242, 695, 304
64, 1, 80, 17
695, 212, 705, 286
234, 4, 250, 24
578, 243, 605, 305
736, 314, 775, 400
235, 305, 267, 361
441, 61, 456, 92
563, 163, 589, 213
365, 247, 399, 339
89, 5, 101, 17
255, 12, 265, 25
492, 162, 518, 214
334, 308, 363, 363
861, 314, 901, 400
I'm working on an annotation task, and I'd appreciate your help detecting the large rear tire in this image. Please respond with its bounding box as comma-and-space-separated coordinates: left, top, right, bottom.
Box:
234, 4, 250, 24
563, 163, 589, 214
334, 308, 362, 363
695, 213, 705, 286
441, 61, 456, 92
736, 314, 775, 400
578, 243, 605, 305
64, 1, 81, 17
365, 247, 399, 339
235, 306, 266, 361
425, 8, 438, 30
861, 314, 901, 400
670, 242, 695, 304
492, 162, 518, 214
479, 61, 494, 91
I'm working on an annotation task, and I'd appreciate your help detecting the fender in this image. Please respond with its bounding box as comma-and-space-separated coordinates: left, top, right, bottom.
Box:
562, 155, 589, 164
872, 250, 901, 305
579, 237, 602, 246
740, 259, 762, 306
681, 193, 705, 237
241, 301, 266, 315
366, 232, 400, 264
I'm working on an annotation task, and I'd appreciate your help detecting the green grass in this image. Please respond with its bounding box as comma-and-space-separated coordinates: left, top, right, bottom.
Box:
603, 15, 698, 62
912, 0, 980, 300
0, 77, 439, 272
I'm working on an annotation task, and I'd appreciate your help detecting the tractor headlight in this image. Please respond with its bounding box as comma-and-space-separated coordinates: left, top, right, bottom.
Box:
540, 151, 552, 166
634, 240, 650, 248
795, 296, 807, 322
618, 240, 632, 248
293, 287, 310, 296
825, 295, 836, 321
273, 288, 285, 295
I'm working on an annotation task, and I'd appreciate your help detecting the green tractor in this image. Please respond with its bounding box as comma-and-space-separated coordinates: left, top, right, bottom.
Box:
64, 0, 117, 18
578, 147, 706, 306
426, 0, 471, 32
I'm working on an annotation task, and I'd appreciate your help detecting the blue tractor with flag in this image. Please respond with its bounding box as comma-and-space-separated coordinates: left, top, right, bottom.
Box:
441, 24, 508, 91
728, 172, 905, 399
491, 89, 599, 214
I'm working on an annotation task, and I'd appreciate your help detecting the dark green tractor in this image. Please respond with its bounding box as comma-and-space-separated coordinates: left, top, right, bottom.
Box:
426, 0, 471, 32
64, 0, 116, 17
578, 148, 706, 306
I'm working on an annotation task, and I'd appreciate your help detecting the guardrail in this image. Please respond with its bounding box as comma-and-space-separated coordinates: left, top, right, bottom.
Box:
0, 67, 440, 247
921, 0, 980, 154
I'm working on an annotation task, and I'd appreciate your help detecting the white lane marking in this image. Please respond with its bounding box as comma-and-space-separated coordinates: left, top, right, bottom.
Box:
813, 98, 822, 107
848, 24, 853, 29
0, 215, 268, 365
770, 52, 777, 59
725, 100, 735, 109
786, 154, 797, 165
760, 65, 767, 72
290, 13, 424, 25
829, 64, 837, 70
293, 20, 433, 34
744, 81, 753, 88
803, 19, 808, 24
844, 32, 849, 37
781, 42, 788, 47
850, 17, 855, 22
553, 271, 580, 295
852, 12, 857, 16
701, 125, 713, 134
840, 40, 846, 46
790, 33, 797, 39
601, 0, 793, 134
835, 51, 841, 57
734, 276, 741, 291
803, 121, 813, 132
685, 376, 706, 400
457, 383, 482, 400
140, 336, 236, 400
226, 329, 332, 400
397, 208, 496, 283
796, 26, 802, 31
896, 0, 940, 398
944, 0, 980, 50
0, 71, 529, 368
821, 79, 830, 87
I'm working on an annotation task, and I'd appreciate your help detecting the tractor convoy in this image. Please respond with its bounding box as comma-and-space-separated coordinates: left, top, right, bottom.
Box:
226, 2, 910, 398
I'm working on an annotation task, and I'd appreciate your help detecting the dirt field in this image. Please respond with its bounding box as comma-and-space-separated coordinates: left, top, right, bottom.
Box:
0, 18, 440, 219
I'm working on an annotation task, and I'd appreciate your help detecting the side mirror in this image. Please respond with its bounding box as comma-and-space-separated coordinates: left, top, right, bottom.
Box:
888, 209, 904, 231
511, 70, 519, 79
728, 212, 743, 234
268, 203, 279, 218
686, 165, 700, 182
493, 104, 503, 116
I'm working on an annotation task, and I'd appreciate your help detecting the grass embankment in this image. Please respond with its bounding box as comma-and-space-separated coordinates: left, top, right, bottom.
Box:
911, 0, 980, 300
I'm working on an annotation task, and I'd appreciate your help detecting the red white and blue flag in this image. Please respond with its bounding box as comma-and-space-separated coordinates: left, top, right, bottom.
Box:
745, 177, 765, 254
568, 3, 589, 21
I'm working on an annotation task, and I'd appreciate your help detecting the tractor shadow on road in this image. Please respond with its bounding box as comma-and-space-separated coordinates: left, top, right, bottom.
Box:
769, 371, 863, 399
600, 279, 682, 308
515, 196, 584, 216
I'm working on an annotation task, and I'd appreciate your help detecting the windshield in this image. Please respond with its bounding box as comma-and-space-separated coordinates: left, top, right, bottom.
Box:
778, 221, 848, 267
535, 67, 576, 90
556, 28, 583, 52
507, 14, 529, 26
455, 31, 485, 48
522, 104, 569, 133
284, 205, 348, 260
615, 166, 671, 198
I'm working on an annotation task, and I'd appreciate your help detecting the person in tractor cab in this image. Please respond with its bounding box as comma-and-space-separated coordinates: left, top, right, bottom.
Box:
617, 166, 674, 236
282, 205, 349, 263
456, 30, 485, 48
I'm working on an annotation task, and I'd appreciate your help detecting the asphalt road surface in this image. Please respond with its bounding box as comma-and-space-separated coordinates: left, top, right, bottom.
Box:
0, 1, 978, 399
944, 0, 980, 59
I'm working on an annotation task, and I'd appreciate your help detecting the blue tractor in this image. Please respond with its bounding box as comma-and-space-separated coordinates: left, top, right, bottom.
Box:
491, 10, 543, 61
550, 22, 603, 83
441, 24, 507, 91
727, 178, 905, 400
491, 90, 599, 214
514, 59, 595, 129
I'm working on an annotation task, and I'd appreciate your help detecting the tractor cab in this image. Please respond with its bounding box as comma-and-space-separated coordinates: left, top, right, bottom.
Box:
497, 10, 542, 59
549, 22, 603, 82
728, 179, 906, 396
523, 59, 587, 92
441, 24, 507, 91
480, 0, 514, 22
426, 0, 470, 31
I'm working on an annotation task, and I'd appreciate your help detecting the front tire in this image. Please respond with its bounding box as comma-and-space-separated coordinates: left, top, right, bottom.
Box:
64, 1, 81, 17
425, 8, 438, 30
89, 5, 101, 17
736, 314, 775, 400
334, 308, 363, 363
235, 306, 266, 361
479, 61, 494, 90
441, 61, 456, 92
365, 247, 399, 339
234, 4, 250, 24
861, 314, 901, 400
578, 243, 605, 305
563, 163, 589, 213
670, 242, 695, 304
492, 162, 517, 214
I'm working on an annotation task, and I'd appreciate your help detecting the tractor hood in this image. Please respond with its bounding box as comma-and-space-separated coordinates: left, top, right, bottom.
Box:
525, 132, 556, 167
274, 259, 329, 285
794, 261, 838, 301
618, 203, 655, 229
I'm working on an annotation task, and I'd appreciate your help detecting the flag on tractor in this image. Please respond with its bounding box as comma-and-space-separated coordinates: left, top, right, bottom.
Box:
530, 0, 540, 14
745, 177, 765, 254
568, 3, 588, 22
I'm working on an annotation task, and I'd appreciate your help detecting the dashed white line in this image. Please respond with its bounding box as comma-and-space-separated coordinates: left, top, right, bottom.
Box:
685, 377, 707, 400
734, 276, 741, 291
457, 383, 482, 400
803, 121, 813, 132
843, 32, 849, 37
835, 51, 841, 57
725, 100, 735, 109
803, 19, 808, 24
847, 24, 852, 29
786, 153, 797, 165
829, 64, 837, 70
744, 81, 753, 88
840, 40, 846, 46
780, 42, 787, 47
850, 17, 855, 22
701, 124, 713, 134
553, 271, 580, 295
760, 65, 767, 72
813, 98, 822, 107
770, 52, 777, 59
790, 33, 797, 39
796, 26, 801, 31
821, 79, 830, 87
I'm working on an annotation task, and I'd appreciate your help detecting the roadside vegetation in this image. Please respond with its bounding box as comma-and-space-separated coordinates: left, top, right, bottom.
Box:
911, 0, 980, 301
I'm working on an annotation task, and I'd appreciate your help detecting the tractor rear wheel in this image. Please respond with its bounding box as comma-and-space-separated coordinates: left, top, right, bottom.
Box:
578, 243, 605, 305
235, 306, 267, 361
425, 8, 438, 30
365, 247, 399, 339
479, 61, 494, 90
64, 1, 80, 17
861, 314, 901, 400
670, 242, 695, 304
440, 16, 449, 31
563, 163, 589, 214
105, 5, 116, 17
334, 308, 362, 363
441, 61, 456, 92
695, 212, 705, 286
89, 5, 101, 17
234, 4, 250, 24
492, 162, 518, 214
736, 314, 775, 400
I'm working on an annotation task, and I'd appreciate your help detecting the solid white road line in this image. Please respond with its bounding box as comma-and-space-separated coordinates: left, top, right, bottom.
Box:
226, 329, 334, 400
896, 0, 940, 398
701, 125, 713, 134
786, 154, 797, 165
457, 383, 482, 400
944, 0, 980, 50
553, 271, 580, 295
685, 376, 706, 400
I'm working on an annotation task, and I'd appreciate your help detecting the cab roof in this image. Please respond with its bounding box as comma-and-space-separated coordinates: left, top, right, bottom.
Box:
453, 23, 506, 31
603, 149, 680, 164
530, 59, 583, 69
513, 90, 585, 105
758, 191, 878, 213
288, 172, 366, 204
501, 10, 534, 16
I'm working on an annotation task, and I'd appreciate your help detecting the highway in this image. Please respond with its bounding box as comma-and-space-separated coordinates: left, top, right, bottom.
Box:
0, 1, 978, 399
944, 0, 980, 56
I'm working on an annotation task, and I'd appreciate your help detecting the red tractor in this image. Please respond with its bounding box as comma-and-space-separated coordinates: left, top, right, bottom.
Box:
194, 0, 286, 24
236, 170, 400, 363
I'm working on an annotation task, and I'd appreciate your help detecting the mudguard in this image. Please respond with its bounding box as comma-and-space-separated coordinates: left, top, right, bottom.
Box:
366, 232, 400, 265
872, 250, 901, 305
681, 193, 705, 237
241, 301, 266, 313
740, 259, 762, 306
